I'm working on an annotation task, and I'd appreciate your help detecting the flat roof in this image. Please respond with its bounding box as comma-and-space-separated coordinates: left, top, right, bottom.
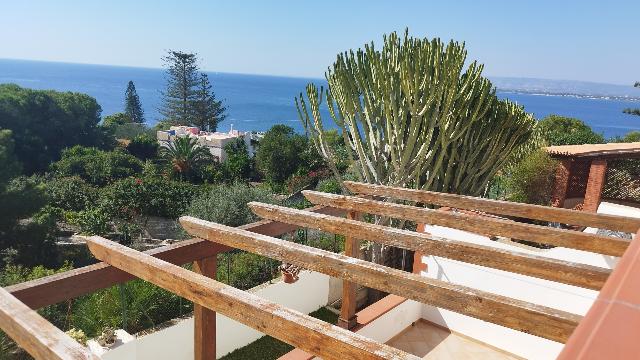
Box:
545, 142, 640, 158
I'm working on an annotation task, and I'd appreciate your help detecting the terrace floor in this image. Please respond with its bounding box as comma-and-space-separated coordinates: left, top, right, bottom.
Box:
385, 320, 519, 359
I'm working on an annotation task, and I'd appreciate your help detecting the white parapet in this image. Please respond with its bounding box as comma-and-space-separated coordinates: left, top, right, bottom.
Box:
418, 224, 618, 360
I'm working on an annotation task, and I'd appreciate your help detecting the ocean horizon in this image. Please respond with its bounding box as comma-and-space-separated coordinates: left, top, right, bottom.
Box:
1, 58, 639, 138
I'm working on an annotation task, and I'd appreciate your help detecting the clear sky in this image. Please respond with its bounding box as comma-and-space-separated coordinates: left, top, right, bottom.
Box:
0, 0, 638, 85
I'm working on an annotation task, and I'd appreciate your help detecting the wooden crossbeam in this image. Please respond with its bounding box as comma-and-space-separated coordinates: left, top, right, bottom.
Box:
302, 190, 628, 257
249, 202, 610, 291
84, 236, 415, 360
180, 216, 581, 343
7, 205, 344, 310
0, 287, 96, 360
344, 181, 640, 233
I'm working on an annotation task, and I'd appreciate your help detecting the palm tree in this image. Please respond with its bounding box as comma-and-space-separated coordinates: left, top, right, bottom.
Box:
160, 136, 212, 180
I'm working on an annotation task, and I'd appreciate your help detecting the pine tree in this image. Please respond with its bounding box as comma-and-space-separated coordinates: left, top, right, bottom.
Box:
193, 73, 227, 132
124, 81, 145, 123
159, 50, 200, 125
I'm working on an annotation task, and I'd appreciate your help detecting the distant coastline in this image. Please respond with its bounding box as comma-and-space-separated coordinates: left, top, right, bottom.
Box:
1, 58, 640, 137
496, 89, 640, 102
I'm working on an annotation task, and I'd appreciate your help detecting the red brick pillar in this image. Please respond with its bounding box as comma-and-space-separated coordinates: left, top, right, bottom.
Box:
551, 159, 573, 208
583, 159, 608, 213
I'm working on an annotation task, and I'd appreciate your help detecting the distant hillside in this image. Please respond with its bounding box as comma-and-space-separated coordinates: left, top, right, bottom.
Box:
489, 77, 640, 100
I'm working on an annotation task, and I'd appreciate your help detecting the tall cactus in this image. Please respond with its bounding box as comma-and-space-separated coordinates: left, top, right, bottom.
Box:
296, 30, 538, 196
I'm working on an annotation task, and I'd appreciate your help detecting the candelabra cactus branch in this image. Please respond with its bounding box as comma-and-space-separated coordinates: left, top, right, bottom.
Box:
296, 29, 538, 197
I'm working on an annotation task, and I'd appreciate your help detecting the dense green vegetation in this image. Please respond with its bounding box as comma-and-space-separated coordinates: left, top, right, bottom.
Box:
0, 84, 112, 174
538, 115, 605, 145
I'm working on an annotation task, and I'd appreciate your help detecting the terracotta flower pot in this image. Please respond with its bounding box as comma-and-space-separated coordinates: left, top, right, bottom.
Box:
282, 272, 298, 284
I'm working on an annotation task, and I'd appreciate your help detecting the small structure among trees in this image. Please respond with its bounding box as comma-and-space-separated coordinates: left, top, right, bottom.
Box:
546, 142, 640, 212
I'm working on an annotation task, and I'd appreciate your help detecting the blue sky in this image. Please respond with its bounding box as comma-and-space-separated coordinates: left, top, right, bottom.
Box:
1, 1, 638, 84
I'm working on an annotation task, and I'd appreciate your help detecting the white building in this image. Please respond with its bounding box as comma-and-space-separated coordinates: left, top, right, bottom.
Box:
157, 125, 255, 162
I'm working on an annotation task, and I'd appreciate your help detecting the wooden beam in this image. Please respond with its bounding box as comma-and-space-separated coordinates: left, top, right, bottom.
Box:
180, 216, 581, 343
302, 191, 628, 257
193, 256, 217, 360
0, 287, 96, 360
343, 181, 640, 233
249, 202, 610, 291
7, 205, 344, 310
338, 210, 359, 330
7, 239, 230, 309
84, 236, 416, 360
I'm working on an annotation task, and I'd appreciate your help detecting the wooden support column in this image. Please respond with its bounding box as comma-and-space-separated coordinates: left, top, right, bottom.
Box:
193, 256, 217, 360
412, 223, 428, 274
583, 159, 608, 213
552, 159, 573, 208
338, 210, 358, 329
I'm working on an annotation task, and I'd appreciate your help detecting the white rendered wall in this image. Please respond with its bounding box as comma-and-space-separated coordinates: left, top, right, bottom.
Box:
355, 300, 423, 344
96, 270, 330, 359
418, 224, 620, 360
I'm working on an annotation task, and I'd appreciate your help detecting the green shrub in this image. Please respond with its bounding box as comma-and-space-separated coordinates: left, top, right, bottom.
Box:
67, 207, 111, 235
0, 176, 59, 267
111, 123, 153, 140
221, 139, 254, 183
0, 262, 73, 357
505, 150, 558, 205
217, 252, 279, 290
0, 84, 112, 174
72, 280, 192, 337
51, 146, 143, 186
44, 176, 97, 211
102, 112, 131, 127
539, 115, 605, 145
314, 177, 342, 194
186, 183, 278, 227
255, 125, 308, 185
100, 176, 198, 219
126, 134, 159, 161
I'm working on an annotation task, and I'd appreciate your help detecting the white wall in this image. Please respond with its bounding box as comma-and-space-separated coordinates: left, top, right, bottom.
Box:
355, 300, 423, 344
96, 270, 331, 359
418, 225, 618, 360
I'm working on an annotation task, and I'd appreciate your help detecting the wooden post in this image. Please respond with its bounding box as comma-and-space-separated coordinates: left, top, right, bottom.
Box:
193, 256, 217, 360
583, 159, 608, 213
338, 210, 359, 329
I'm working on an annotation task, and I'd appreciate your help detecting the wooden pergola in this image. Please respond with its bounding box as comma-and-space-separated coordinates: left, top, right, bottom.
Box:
1, 181, 640, 359
547, 142, 640, 212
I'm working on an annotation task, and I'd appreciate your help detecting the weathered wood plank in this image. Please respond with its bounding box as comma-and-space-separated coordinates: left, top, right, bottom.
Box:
250, 202, 610, 291
193, 256, 217, 360
0, 287, 96, 360
180, 216, 581, 343
7, 205, 344, 310
303, 190, 629, 257
84, 236, 416, 360
343, 181, 640, 233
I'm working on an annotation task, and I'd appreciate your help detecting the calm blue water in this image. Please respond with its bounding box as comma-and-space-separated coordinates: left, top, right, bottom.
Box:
1, 59, 639, 138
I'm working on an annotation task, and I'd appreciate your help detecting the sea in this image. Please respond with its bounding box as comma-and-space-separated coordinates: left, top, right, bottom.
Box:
1, 58, 639, 138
